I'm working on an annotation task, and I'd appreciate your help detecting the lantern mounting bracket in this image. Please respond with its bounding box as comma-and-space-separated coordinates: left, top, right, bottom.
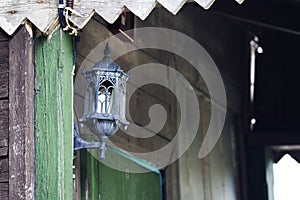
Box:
73, 124, 107, 159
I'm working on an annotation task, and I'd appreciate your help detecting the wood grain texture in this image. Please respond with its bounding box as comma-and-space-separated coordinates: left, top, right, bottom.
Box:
0, 138, 8, 157
165, 161, 180, 200
0, 158, 8, 183
0, 0, 243, 35
0, 42, 9, 64
0, 182, 8, 200
0, 28, 9, 200
9, 25, 34, 200
0, 63, 9, 99
0, 36, 9, 99
35, 28, 73, 200
0, 100, 8, 142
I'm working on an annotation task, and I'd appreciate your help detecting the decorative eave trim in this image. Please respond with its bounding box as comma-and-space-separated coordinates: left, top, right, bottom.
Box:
0, 0, 244, 35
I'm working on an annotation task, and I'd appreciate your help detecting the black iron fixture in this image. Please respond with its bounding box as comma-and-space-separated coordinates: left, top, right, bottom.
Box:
74, 44, 129, 159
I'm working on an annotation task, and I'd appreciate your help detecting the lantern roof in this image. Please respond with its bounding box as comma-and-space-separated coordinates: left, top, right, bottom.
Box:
91, 44, 121, 72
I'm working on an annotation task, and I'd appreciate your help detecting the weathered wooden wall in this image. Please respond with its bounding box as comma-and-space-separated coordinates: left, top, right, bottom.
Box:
0, 25, 82, 200
74, 8, 243, 199
0, 28, 9, 200
9, 25, 35, 200
71, 3, 252, 199
0, 25, 35, 200
35, 28, 73, 199
138, 5, 245, 200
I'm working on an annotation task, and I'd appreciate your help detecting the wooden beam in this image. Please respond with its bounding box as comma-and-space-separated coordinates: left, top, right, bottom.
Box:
9, 25, 34, 200
0, 31, 9, 99
0, 41, 9, 65
0, 158, 8, 183
164, 161, 180, 200
34, 27, 73, 199
246, 132, 300, 147
0, 63, 9, 99
0, 26, 9, 200
0, 138, 8, 157
0, 100, 8, 143
0, 183, 8, 200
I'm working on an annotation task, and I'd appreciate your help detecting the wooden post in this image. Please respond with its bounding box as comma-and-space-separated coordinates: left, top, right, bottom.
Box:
34, 28, 73, 199
9, 25, 35, 200
0, 28, 9, 200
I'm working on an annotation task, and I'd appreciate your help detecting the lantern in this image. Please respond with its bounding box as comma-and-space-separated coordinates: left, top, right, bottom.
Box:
78, 44, 129, 159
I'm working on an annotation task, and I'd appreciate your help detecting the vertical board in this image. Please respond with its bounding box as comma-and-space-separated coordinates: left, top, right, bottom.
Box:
35, 28, 73, 199
0, 28, 9, 142
80, 149, 161, 200
0, 152, 8, 199
0, 43, 8, 99
0, 28, 9, 200
9, 25, 35, 200
0, 100, 8, 157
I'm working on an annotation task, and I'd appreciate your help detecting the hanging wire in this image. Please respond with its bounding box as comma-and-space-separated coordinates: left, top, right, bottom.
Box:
58, 0, 82, 36
57, 0, 80, 68
58, 0, 66, 29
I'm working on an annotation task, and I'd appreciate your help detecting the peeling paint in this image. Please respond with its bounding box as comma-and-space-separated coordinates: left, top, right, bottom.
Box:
35, 28, 73, 199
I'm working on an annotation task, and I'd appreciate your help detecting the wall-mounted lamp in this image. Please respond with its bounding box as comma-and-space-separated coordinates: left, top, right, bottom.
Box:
74, 44, 129, 159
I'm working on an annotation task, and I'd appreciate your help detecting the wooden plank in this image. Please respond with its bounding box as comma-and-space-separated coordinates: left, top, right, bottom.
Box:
0, 139, 8, 156
165, 161, 180, 200
9, 25, 34, 200
0, 41, 9, 64
0, 100, 8, 141
0, 182, 8, 200
35, 28, 73, 200
0, 34, 9, 99
0, 63, 9, 99
0, 158, 8, 183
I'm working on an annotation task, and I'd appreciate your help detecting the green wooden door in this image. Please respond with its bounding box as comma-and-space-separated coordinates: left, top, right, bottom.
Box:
80, 148, 161, 200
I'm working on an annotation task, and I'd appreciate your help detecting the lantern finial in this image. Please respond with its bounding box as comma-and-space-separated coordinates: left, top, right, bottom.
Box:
104, 43, 110, 58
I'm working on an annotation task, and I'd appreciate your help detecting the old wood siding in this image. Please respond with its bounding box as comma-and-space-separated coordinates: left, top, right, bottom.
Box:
138, 6, 244, 200
0, 25, 35, 200
8, 25, 35, 200
34, 28, 73, 199
0, 28, 9, 200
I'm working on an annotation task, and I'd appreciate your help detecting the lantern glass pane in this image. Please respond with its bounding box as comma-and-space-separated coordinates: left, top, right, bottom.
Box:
97, 80, 115, 114
119, 81, 127, 124
97, 87, 106, 113
107, 86, 115, 114
84, 83, 95, 115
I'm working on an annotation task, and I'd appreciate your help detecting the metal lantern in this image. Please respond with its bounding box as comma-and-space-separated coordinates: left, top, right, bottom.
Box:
79, 44, 129, 159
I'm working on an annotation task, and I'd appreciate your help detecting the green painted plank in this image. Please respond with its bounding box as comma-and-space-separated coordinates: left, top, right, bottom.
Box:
34, 28, 73, 199
80, 149, 161, 200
